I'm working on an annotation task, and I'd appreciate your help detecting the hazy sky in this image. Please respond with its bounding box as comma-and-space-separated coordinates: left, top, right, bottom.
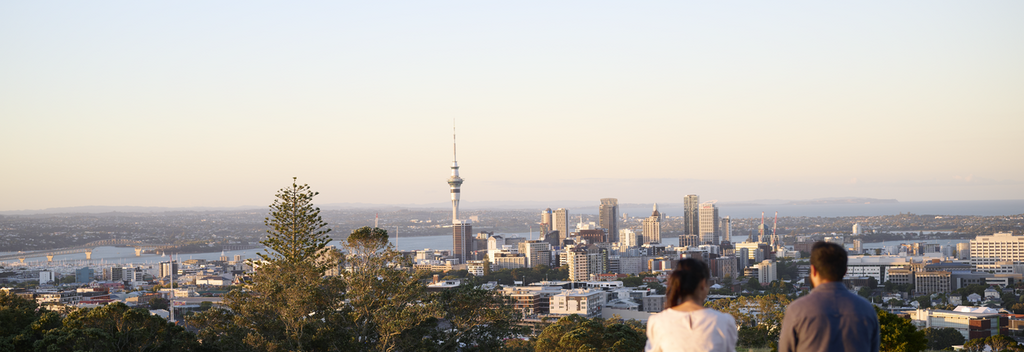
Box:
2, 1, 1022, 211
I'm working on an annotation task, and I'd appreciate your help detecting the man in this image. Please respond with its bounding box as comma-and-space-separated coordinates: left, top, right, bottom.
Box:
778, 242, 880, 352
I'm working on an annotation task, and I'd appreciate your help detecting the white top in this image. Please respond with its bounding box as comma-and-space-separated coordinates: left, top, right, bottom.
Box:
645, 307, 738, 352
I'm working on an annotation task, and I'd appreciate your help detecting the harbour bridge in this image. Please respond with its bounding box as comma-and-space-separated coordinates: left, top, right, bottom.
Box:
0, 239, 175, 263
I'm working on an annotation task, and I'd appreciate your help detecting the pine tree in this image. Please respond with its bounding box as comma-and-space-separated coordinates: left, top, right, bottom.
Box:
257, 177, 332, 271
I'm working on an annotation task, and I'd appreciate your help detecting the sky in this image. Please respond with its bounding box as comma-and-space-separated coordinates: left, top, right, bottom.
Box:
1, 1, 1022, 211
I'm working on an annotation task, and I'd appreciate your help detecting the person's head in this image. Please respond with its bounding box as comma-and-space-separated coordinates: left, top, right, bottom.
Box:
665, 258, 710, 308
810, 241, 848, 285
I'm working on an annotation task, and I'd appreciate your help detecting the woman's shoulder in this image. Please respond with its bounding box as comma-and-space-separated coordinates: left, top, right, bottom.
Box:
699, 308, 737, 324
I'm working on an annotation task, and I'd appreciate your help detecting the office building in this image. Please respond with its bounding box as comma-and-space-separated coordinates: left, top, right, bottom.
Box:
957, 242, 971, 260
908, 308, 1004, 340
541, 208, 553, 235
453, 221, 474, 264
753, 260, 777, 284
619, 229, 639, 248
684, 195, 700, 236
915, 271, 952, 294
159, 261, 178, 279
566, 247, 600, 282
550, 289, 604, 318
679, 234, 699, 248
520, 240, 552, 268
642, 204, 662, 244
720, 216, 731, 243
599, 198, 619, 243
553, 208, 570, 245
75, 267, 94, 283
699, 202, 719, 244
970, 232, 1024, 265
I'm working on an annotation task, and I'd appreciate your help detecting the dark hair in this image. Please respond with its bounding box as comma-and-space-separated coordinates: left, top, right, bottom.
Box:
810, 241, 848, 282
665, 258, 710, 308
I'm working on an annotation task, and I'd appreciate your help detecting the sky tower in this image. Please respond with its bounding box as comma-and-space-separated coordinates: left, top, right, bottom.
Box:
448, 126, 463, 223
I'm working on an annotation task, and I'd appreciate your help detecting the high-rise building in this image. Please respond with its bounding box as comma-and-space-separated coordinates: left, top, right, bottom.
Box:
159, 261, 178, 279
679, 234, 699, 248
75, 267, 93, 283
970, 232, 1024, 265
719, 216, 731, 243
642, 204, 662, 244
453, 221, 474, 264
852, 223, 862, 235
599, 198, 619, 243
684, 195, 700, 236
619, 229, 639, 248
699, 202, 719, 244
553, 208, 570, 245
520, 240, 552, 268
566, 247, 593, 282
541, 208, 553, 235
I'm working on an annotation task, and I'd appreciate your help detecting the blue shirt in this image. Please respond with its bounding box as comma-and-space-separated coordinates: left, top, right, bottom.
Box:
778, 282, 880, 352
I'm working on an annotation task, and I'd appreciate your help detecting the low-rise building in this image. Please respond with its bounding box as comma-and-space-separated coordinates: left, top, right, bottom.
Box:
908, 307, 1005, 340
549, 289, 603, 318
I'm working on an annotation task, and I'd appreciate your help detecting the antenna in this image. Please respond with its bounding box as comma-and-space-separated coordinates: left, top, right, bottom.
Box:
453, 119, 457, 162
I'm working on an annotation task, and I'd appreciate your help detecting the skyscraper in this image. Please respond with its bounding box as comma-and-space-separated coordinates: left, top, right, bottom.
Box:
684, 194, 700, 236
541, 208, 552, 235
699, 202, 719, 244
449, 128, 473, 263
642, 204, 662, 244
720, 216, 731, 243
599, 198, 619, 243
553, 208, 570, 245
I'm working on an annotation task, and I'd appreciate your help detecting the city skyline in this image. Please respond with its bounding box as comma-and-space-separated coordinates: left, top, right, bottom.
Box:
2, 1, 1022, 212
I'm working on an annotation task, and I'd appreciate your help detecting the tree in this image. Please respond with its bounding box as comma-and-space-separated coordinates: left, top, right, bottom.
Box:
341, 226, 436, 352
257, 177, 332, 269
189, 178, 348, 352
533, 315, 645, 352
149, 296, 170, 310
0, 290, 62, 351
964, 335, 1023, 352
621, 276, 643, 287
397, 280, 525, 351
922, 327, 964, 351
35, 302, 201, 352
706, 294, 791, 348
877, 306, 926, 352
745, 278, 762, 292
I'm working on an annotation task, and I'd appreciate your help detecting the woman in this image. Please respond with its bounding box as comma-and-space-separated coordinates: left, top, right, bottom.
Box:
645, 258, 737, 352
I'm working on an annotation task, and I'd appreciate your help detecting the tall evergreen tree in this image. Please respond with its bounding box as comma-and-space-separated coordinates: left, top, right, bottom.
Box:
190, 178, 348, 352
258, 177, 332, 271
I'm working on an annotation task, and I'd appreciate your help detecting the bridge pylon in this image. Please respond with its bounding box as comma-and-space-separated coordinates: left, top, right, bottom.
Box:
46, 254, 54, 262
18, 257, 25, 263
134, 247, 142, 257
85, 249, 93, 260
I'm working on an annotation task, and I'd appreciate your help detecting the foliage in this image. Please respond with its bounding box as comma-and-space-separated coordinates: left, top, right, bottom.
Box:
342, 226, 438, 352
744, 278, 763, 292
963, 334, 1023, 352
257, 177, 332, 270
35, 302, 201, 352
705, 294, 791, 348
189, 179, 349, 352
397, 280, 525, 351
621, 276, 643, 287
533, 315, 646, 352
646, 282, 666, 295
876, 306, 926, 352
149, 297, 170, 310
0, 290, 61, 351
922, 327, 964, 351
